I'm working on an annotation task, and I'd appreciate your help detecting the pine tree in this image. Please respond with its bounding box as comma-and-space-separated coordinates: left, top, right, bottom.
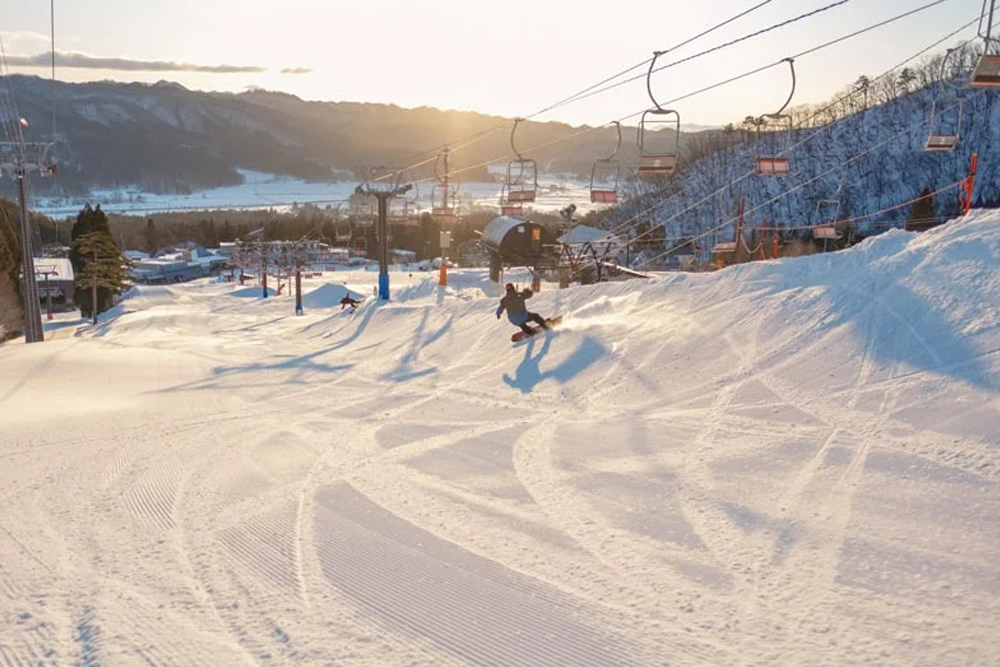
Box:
145, 219, 158, 255
905, 186, 937, 232
71, 205, 127, 319
0, 200, 22, 340
74, 231, 130, 325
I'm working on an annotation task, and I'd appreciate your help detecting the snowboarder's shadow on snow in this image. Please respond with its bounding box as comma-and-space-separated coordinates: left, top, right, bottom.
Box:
503, 332, 608, 394
503, 334, 553, 393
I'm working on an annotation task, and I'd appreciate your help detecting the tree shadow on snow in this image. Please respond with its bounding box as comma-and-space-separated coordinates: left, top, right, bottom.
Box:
769, 242, 998, 393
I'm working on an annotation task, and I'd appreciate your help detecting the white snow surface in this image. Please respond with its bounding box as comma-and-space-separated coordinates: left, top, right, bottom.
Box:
1, 212, 999, 666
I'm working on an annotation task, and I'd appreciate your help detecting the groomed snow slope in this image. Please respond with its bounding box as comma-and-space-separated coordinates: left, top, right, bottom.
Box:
1, 212, 999, 667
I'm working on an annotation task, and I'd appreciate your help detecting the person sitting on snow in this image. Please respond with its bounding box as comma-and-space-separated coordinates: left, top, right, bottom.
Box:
496, 283, 549, 335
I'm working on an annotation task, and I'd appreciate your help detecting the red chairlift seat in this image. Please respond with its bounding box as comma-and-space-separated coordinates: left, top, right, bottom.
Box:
971, 54, 1000, 87
506, 186, 536, 203
637, 54, 682, 181
753, 59, 797, 177
590, 189, 618, 204
637, 110, 680, 179
505, 119, 538, 206
638, 154, 678, 175
924, 54, 964, 152
755, 157, 789, 175
501, 204, 523, 217
925, 134, 959, 151
506, 156, 537, 204
590, 123, 622, 203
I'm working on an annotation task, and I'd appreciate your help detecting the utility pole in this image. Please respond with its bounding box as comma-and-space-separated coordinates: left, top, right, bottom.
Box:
36, 264, 58, 321
1, 141, 56, 344
441, 147, 450, 213
355, 180, 412, 300
261, 242, 268, 298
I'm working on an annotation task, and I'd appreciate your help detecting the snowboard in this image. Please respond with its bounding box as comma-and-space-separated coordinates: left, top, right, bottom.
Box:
511, 316, 562, 343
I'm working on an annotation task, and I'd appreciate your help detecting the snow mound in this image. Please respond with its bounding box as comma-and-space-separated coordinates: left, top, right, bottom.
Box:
302, 283, 365, 309
230, 285, 277, 298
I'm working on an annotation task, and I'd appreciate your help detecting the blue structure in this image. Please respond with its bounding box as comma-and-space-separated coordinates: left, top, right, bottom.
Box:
378, 272, 390, 300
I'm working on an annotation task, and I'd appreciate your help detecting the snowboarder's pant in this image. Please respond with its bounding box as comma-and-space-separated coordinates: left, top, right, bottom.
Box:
519, 313, 548, 335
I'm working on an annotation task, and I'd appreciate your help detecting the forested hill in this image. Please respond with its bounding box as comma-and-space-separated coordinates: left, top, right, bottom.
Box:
606, 48, 997, 246
5, 75, 660, 195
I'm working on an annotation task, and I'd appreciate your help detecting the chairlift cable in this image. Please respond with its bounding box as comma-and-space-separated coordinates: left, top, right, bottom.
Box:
595, 16, 980, 246
405, 2, 962, 194
633, 90, 984, 268
529, 0, 775, 120
565, 0, 853, 110
381, 0, 780, 184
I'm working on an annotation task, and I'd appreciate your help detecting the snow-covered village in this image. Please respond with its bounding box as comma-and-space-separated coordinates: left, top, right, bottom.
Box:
2, 1, 999, 666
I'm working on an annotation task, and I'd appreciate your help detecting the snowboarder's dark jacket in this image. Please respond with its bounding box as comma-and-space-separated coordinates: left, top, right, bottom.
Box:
496, 289, 533, 325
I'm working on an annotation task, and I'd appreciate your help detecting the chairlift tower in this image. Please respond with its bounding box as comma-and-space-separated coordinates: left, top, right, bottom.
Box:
356, 173, 412, 300
1, 140, 57, 343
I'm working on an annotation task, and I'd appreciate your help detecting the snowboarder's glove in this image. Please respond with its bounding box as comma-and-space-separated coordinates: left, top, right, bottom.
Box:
496, 312, 500, 319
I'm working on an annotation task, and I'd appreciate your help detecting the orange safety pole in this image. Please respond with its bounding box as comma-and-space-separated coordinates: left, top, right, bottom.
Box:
960, 153, 978, 216
772, 233, 780, 259
438, 260, 447, 286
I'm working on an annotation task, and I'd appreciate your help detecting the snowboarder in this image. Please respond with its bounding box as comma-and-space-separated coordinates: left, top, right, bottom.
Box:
496, 283, 550, 336
341, 295, 360, 311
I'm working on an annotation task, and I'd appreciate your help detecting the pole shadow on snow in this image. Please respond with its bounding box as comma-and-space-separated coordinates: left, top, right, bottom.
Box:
502, 333, 607, 394
152, 345, 355, 393
380, 307, 451, 383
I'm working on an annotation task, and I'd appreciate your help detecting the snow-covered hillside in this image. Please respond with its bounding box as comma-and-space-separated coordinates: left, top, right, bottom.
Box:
1, 211, 999, 666
610, 78, 999, 250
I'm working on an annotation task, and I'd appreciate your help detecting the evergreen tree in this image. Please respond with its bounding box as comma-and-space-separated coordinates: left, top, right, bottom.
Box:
71, 205, 126, 319
0, 200, 23, 339
906, 186, 938, 232
74, 230, 130, 324
145, 219, 158, 255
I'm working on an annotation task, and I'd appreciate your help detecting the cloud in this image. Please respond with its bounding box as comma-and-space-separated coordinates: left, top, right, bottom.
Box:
6, 51, 264, 73
281, 67, 312, 75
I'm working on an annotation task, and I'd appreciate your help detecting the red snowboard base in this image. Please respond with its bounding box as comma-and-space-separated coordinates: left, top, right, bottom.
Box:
511, 316, 562, 343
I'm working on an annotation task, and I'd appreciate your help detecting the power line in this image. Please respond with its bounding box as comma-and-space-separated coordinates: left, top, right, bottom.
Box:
405, 0, 958, 194
559, 0, 855, 110
527, 0, 776, 120
378, 0, 783, 183
633, 89, 984, 269
585, 14, 982, 248
608, 19, 978, 251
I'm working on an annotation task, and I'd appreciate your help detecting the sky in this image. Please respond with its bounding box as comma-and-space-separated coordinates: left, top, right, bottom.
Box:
0, 0, 989, 128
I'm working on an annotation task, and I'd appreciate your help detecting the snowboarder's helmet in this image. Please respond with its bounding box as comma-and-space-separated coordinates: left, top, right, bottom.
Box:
505, 283, 515, 292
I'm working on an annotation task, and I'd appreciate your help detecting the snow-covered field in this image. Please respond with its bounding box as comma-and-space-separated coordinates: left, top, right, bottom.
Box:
33, 169, 594, 217
1, 212, 999, 666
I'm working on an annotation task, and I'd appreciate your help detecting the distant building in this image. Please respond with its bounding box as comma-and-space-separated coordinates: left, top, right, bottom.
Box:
131, 243, 226, 284
390, 249, 416, 265
31, 257, 75, 312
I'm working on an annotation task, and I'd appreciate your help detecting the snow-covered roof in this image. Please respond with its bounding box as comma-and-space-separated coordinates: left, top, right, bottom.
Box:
33, 257, 73, 281
557, 225, 620, 245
